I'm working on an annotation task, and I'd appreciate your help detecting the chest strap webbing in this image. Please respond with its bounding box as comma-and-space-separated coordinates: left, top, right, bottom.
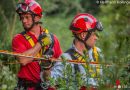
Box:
65, 47, 100, 78
20, 29, 54, 57
21, 31, 41, 57
65, 49, 80, 74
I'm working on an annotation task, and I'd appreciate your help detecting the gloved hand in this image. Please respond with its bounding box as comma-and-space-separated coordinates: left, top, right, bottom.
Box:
40, 59, 53, 70
38, 33, 52, 47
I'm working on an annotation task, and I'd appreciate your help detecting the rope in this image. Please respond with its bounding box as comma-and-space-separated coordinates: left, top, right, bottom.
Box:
0, 50, 129, 67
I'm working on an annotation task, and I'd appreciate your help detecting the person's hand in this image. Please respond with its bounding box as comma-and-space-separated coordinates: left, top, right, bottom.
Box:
40, 59, 53, 70
38, 33, 52, 47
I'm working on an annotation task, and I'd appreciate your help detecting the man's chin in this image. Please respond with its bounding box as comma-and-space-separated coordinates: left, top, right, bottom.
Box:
89, 45, 95, 48
23, 26, 31, 31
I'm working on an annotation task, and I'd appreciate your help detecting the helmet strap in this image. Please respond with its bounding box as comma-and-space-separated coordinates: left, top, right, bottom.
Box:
24, 14, 42, 31
84, 31, 92, 49
84, 31, 92, 42
23, 14, 35, 31
74, 31, 92, 50
31, 14, 43, 25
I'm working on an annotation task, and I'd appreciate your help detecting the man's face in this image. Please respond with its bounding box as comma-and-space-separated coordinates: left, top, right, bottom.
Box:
85, 31, 98, 48
20, 13, 33, 30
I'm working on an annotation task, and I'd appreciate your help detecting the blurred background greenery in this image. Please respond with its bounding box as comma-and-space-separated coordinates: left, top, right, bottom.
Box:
0, 0, 130, 89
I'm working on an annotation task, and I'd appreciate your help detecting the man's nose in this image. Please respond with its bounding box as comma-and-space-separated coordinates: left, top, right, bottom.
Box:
95, 34, 98, 40
22, 17, 27, 23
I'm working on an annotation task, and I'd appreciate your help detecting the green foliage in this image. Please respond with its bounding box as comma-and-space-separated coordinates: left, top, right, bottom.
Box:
39, 0, 99, 16
42, 0, 83, 16
49, 57, 86, 90
81, 0, 100, 14
97, 3, 130, 88
42, 16, 73, 51
49, 52, 130, 90
0, 0, 16, 21
0, 66, 16, 90
98, 4, 130, 60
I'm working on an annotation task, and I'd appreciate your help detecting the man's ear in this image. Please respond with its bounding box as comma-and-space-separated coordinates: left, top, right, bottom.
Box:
34, 16, 41, 22
80, 32, 87, 40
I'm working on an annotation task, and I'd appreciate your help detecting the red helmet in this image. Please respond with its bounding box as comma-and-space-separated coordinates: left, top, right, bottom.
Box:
69, 13, 103, 34
16, 0, 43, 17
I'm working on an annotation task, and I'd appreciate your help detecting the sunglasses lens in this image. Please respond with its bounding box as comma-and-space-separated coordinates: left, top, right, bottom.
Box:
16, 3, 29, 13
21, 4, 28, 11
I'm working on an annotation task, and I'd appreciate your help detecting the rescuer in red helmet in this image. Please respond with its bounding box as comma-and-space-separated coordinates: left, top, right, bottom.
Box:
66, 13, 103, 90
69, 13, 103, 49
12, 0, 62, 89
51, 13, 103, 89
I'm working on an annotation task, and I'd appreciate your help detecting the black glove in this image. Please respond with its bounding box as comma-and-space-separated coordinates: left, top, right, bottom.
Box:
38, 33, 52, 47
40, 59, 53, 70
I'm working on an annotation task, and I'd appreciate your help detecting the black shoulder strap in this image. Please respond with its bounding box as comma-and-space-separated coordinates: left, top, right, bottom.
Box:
49, 33, 54, 49
20, 31, 31, 40
20, 31, 26, 35
65, 48, 80, 73
21, 31, 55, 56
